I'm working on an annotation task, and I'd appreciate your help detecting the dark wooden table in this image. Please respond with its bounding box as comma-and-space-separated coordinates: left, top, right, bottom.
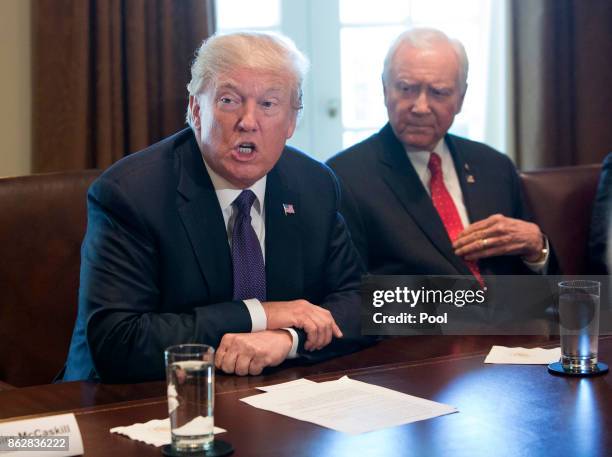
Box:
2, 335, 610, 457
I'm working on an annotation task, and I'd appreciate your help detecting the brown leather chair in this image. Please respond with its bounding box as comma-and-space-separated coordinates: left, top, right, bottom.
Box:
0, 170, 100, 387
520, 164, 602, 275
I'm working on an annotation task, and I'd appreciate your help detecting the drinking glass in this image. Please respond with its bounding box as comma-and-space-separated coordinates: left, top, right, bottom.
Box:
558, 280, 600, 373
165, 344, 215, 452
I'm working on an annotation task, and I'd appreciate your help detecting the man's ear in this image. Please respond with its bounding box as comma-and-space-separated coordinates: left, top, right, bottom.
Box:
456, 84, 468, 114
286, 113, 297, 140
189, 95, 201, 129
382, 77, 389, 108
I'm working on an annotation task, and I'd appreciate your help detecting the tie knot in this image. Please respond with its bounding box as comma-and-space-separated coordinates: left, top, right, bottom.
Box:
428, 152, 442, 176
233, 190, 257, 215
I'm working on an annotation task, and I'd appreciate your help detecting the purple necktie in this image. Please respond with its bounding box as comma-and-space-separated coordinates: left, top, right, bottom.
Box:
231, 190, 266, 301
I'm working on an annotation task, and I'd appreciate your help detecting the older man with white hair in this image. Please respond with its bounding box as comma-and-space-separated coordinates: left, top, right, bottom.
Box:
328, 28, 554, 279
63, 32, 366, 383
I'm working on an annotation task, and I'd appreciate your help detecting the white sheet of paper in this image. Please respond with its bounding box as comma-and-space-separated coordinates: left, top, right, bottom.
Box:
256, 378, 317, 392
241, 376, 457, 434
110, 418, 226, 447
484, 345, 561, 364
0, 413, 84, 457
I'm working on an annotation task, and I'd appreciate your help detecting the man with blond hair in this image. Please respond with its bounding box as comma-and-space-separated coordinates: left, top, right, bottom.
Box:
64, 32, 366, 382
328, 28, 554, 279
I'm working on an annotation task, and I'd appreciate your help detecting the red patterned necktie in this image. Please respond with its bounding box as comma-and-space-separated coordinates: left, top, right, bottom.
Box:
427, 152, 483, 285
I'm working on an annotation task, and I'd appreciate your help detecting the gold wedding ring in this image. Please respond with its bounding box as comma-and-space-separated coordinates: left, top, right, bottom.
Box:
482, 238, 488, 247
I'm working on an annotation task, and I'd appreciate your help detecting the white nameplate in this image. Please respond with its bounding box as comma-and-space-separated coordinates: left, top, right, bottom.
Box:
0, 413, 84, 456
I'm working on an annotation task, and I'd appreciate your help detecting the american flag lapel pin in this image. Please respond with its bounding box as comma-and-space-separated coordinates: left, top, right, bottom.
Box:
464, 164, 475, 183
282, 203, 295, 215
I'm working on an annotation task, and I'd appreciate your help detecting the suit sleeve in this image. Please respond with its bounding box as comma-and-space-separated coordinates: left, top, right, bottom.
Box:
82, 178, 251, 382
334, 174, 370, 268
296, 171, 375, 360
588, 154, 612, 274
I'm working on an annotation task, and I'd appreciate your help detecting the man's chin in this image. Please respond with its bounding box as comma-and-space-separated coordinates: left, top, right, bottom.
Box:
225, 165, 269, 189
400, 134, 438, 152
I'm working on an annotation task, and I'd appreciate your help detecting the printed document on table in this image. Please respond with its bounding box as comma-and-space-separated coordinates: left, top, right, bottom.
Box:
241, 376, 457, 434
256, 378, 317, 392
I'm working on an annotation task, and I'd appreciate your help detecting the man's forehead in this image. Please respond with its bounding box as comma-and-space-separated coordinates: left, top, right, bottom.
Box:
214, 69, 292, 92
393, 43, 459, 70
390, 44, 459, 83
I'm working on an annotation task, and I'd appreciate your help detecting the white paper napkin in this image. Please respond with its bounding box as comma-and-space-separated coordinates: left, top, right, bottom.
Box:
484, 345, 561, 364
110, 418, 226, 447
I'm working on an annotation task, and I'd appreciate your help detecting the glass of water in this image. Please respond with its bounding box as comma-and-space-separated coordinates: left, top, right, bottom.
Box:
165, 344, 215, 453
558, 280, 600, 373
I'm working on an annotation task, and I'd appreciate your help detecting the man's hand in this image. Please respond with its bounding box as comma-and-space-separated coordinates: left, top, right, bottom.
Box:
453, 214, 544, 261
262, 300, 343, 351
214, 330, 292, 376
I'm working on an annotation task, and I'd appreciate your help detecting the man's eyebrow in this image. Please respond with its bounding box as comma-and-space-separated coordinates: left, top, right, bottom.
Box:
216, 82, 239, 91
215, 83, 285, 95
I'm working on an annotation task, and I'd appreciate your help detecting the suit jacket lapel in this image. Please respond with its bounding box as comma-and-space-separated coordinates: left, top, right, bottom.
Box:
175, 133, 233, 303
264, 158, 303, 300
377, 125, 472, 275
446, 134, 490, 224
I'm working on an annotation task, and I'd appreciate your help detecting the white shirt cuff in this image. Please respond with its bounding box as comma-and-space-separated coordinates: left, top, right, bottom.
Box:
243, 299, 267, 332
282, 327, 299, 359
523, 236, 550, 273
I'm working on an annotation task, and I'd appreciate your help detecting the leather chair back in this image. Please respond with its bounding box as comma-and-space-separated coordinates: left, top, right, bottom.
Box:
0, 170, 100, 386
520, 164, 602, 275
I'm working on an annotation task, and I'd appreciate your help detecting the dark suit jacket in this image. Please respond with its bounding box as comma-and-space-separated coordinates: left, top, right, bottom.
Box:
588, 152, 612, 274
64, 129, 365, 382
327, 123, 550, 276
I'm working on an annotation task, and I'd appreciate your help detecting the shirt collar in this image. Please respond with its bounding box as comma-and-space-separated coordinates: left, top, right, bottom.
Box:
202, 158, 267, 215
403, 138, 450, 165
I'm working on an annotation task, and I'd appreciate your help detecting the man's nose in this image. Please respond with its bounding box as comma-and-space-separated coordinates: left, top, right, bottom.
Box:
237, 100, 258, 131
411, 90, 431, 114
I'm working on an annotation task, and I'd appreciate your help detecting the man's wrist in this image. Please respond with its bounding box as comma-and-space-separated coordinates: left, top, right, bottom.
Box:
281, 328, 299, 359
243, 299, 267, 332
523, 234, 549, 264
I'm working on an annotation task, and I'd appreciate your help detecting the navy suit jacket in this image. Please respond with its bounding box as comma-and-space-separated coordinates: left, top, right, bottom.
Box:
588, 152, 612, 274
64, 129, 366, 382
327, 124, 555, 276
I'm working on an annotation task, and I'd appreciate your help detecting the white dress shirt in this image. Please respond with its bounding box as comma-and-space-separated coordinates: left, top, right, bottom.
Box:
405, 139, 548, 272
203, 159, 299, 358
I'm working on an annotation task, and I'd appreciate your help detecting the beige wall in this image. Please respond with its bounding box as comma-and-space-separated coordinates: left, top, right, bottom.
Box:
0, 0, 31, 177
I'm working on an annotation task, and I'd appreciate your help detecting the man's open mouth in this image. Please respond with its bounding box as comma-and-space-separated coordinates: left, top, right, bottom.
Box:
237, 142, 256, 154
